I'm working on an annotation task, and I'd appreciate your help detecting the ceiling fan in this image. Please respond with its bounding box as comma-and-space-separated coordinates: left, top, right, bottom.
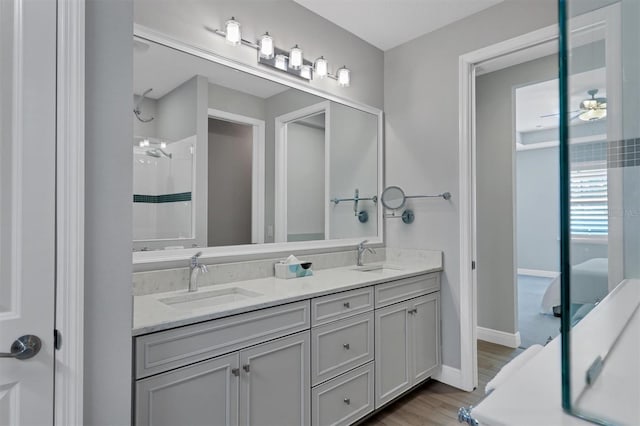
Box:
540, 89, 607, 122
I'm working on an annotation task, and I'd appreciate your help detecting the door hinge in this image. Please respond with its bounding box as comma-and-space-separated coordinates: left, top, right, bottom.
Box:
54, 329, 62, 350
471, 261, 476, 270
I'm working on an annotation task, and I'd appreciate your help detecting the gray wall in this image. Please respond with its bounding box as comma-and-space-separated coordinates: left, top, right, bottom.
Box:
84, 0, 133, 424
384, 0, 558, 369
208, 82, 266, 120
208, 118, 253, 246
517, 147, 560, 272
134, 0, 384, 109
287, 121, 325, 240
157, 76, 199, 141
476, 53, 557, 334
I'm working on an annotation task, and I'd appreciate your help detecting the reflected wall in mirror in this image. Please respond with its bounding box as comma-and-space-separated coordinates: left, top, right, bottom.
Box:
132, 36, 381, 251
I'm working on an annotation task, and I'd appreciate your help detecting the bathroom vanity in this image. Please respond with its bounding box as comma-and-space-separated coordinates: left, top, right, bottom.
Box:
133, 260, 441, 426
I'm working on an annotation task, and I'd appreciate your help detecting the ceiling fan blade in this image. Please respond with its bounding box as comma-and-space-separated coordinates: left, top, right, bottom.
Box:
539, 110, 580, 119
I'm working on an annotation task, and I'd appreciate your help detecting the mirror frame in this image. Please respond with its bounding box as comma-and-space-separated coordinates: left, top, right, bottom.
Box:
132, 24, 384, 271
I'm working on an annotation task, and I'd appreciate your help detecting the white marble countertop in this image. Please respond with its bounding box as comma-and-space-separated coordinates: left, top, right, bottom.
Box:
473, 278, 640, 425
133, 258, 442, 336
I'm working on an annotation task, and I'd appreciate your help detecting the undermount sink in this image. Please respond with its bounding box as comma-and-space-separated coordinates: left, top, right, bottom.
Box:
352, 264, 404, 273
159, 287, 263, 310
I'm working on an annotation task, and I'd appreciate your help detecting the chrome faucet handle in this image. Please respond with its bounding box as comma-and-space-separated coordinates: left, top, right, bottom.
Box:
190, 251, 203, 267
200, 263, 209, 273
358, 240, 369, 249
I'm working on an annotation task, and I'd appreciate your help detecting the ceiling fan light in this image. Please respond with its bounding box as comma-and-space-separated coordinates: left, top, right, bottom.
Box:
225, 17, 241, 46
579, 108, 607, 121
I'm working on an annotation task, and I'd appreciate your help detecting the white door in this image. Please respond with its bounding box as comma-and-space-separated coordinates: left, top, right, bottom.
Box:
0, 0, 57, 424
239, 332, 310, 426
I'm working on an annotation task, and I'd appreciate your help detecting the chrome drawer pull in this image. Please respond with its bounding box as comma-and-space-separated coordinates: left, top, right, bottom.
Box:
343, 343, 350, 350
343, 397, 351, 405
243, 364, 250, 373
231, 368, 240, 377
343, 302, 351, 308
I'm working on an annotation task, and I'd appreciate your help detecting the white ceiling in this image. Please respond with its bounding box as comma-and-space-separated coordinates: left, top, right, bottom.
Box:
515, 67, 606, 134
133, 38, 289, 99
293, 0, 504, 51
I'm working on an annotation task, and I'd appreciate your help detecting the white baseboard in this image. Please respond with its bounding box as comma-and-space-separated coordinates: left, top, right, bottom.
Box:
433, 365, 468, 390
477, 327, 521, 348
517, 268, 560, 279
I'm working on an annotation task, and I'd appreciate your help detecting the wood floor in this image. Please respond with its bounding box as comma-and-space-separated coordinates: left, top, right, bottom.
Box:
362, 341, 523, 426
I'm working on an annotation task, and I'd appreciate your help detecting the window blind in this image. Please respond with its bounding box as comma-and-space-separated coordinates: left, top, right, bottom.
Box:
570, 168, 608, 236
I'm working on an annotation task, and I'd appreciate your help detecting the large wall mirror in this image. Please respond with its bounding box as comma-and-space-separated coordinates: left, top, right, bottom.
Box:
132, 30, 382, 261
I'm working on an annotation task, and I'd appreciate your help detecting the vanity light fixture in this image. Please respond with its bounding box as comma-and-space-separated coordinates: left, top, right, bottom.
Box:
210, 17, 351, 86
289, 45, 303, 70
224, 17, 242, 46
259, 32, 274, 59
336, 66, 351, 87
274, 54, 288, 71
300, 64, 313, 80
314, 56, 328, 79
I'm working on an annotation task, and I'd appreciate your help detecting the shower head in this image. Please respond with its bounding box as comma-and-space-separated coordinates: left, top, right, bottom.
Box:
146, 148, 172, 159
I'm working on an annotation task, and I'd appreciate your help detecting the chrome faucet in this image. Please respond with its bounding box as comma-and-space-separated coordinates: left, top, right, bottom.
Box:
189, 251, 208, 292
356, 240, 376, 267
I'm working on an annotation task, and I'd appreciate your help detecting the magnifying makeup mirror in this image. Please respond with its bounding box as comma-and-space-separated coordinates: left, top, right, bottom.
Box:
380, 186, 406, 210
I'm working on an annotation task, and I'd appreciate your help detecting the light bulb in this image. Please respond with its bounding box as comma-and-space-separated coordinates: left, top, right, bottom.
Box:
275, 54, 287, 71
289, 45, 303, 70
300, 64, 312, 80
337, 66, 350, 87
314, 56, 328, 79
259, 32, 274, 59
225, 17, 241, 46
138, 141, 144, 147
160, 142, 167, 149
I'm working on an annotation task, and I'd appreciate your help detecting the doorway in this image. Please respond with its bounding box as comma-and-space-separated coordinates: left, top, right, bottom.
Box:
458, 4, 620, 391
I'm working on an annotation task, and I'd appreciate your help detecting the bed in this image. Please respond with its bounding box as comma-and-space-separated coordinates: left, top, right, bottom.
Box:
540, 257, 609, 313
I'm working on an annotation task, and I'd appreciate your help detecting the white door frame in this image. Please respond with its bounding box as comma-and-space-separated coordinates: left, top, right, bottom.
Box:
55, 0, 85, 424
274, 101, 331, 243
458, 4, 621, 392
208, 108, 266, 244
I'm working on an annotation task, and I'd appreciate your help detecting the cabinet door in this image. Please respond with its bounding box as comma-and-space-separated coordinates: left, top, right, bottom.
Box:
410, 293, 440, 384
239, 331, 311, 426
374, 299, 412, 408
136, 352, 239, 426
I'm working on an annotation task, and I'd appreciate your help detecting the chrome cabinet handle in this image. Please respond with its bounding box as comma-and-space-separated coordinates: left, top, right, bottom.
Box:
343, 397, 351, 405
0, 335, 41, 360
343, 343, 350, 350
243, 364, 250, 373
408, 308, 417, 315
231, 368, 240, 377
343, 302, 351, 308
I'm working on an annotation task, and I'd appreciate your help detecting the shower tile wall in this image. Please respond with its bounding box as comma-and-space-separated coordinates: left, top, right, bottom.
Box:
133, 136, 195, 241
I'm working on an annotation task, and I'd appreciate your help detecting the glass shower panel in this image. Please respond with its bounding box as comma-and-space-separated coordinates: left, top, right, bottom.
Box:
561, 1, 640, 423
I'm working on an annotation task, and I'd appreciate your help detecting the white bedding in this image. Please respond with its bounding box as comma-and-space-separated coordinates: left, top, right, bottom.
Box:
540, 257, 609, 313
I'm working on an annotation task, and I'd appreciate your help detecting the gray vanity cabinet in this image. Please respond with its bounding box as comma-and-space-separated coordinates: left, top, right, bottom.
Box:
136, 331, 310, 426
136, 353, 239, 426
239, 332, 310, 426
374, 277, 441, 408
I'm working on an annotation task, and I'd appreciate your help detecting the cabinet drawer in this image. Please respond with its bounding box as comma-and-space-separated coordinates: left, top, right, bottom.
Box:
135, 300, 310, 379
312, 312, 374, 386
375, 273, 440, 308
311, 286, 373, 326
312, 362, 374, 426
